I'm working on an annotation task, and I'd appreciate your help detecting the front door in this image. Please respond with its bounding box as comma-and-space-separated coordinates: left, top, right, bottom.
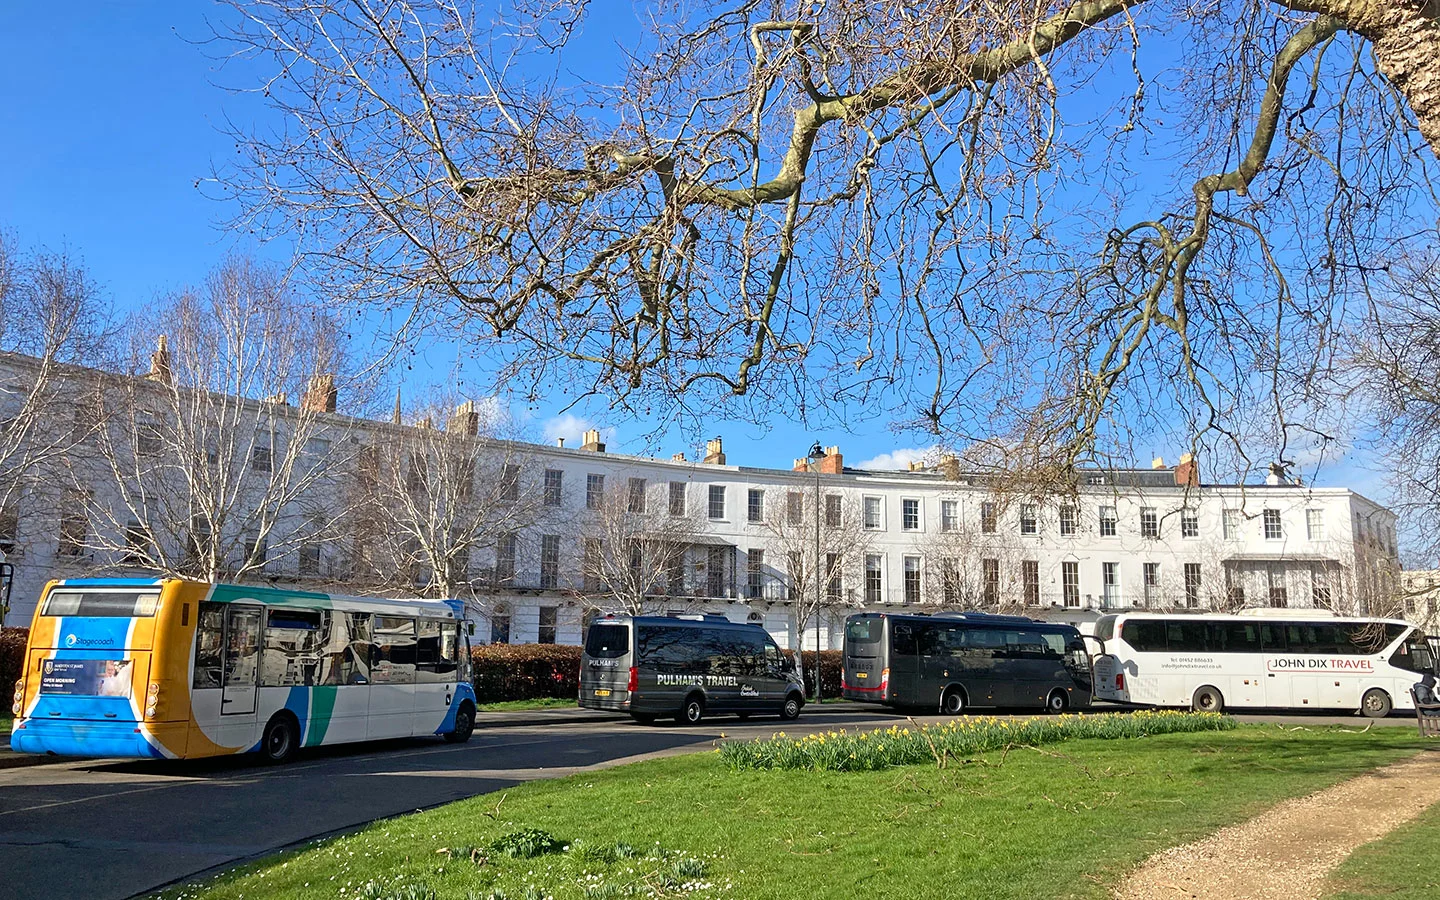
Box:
222, 606, 261, 715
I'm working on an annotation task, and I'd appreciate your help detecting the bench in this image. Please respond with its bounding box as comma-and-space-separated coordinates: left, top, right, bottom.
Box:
1410, 687, 1440, 738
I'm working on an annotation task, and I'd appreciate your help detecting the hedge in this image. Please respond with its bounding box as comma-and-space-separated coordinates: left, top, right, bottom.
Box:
1, 628, 27, 701
470, 643, 582, 704
785, 649, 844, 698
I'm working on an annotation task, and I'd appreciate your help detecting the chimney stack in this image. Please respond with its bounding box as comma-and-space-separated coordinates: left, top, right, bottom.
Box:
148, 335, 172, 385
672, 452, 687, 463
1266, 461, 1286, 486
448, 400, 480, 436
704, 437, 725, 465
1175, 452, 1199, 487
1152, 456, 1165, 470
938, 453, 960, 481
557, 438, 565, 448
582, 429, 606, 452
818, 445, 843, 475
300, 373, 338, 414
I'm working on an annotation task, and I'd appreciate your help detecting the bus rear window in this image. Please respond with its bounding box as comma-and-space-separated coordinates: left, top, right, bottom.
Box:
42, 590, 159, 618
585, 623, 630, 659
846, 618, 882, 644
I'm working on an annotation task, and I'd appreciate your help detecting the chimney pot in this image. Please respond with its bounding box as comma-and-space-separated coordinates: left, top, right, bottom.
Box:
704, 437, 725, 465
581, 429, 605, 452
557, 438, 565, 448
672, 452, 687, 463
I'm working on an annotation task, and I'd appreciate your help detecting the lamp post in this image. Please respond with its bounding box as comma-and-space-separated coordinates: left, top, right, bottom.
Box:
807, 442, 826, 701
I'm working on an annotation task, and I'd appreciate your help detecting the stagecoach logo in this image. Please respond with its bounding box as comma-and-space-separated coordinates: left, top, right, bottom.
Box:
65, 634, 77, 647
64, 634, 108, 648
1266, 658, 1375, 673
655, 674, 739, 687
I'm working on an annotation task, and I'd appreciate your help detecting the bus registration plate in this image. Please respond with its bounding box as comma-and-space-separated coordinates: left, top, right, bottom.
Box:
594, 689, 612, 697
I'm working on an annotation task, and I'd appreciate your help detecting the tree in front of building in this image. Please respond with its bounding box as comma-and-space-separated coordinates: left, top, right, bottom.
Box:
575, 476, 707, 616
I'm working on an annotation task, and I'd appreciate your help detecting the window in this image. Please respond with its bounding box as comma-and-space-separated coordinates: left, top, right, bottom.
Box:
903, 556, 922, 604
305, 436, 331, 457
981, 558, 999, 605
941, 500, 959, 532
1306, 509, 1325, 541
1059, 505, 1077, 536
406, 453, 429, 494
706, 547, 726, 596
582, 538, 602, 591
540, 534, 560, 589
1185, 563, 1202, 608
1143, 562, 1159, 606
1181, 509, 1199, 538
1019, 503, 1038, 536
586, 473, 605, 509
747, 549, 765, 599
192, 603, 224, 688
864, 496, 882, 530
496, 533, 517, 584
299, 543, 321, 577
902, 499, 921, 531
57, 499, 87, 556
941, 559, 960, 604
136, 418, 163, 456
501, 464, 521, 503
825, 494, 842, 527
244, 533, 268, 570
261, 608, 324, 687
0, 500, 16, 554
490, 609, 511, 644
980, 501, 997, 534
708, 485, 726, 520
786, 550, 804, 591
865, 554, 883, 603
1268, 566, 1287, 607
1062, 562, 1079, 607
826, 552, 842, 601
787, 491, 804, 525
747, 488, 764, 523
372, 617, 417, 684
124, 520, 148, 565
1140, 507, 1158, 538
251, 444, 273, 473
1223, 508, 1241, 539
538, 606, 557, 644
1102, 562, 1119, 605
1022, 560, 1040, 606
667, 553, 685, 596
543, 469, 563, 507
669, 481, 686, 516
1099, 506, 1117, 537
1263, 508, 1282, 540
415, 619, 460, 682
1312, 565, 1333, 607
628, 477, 647, 513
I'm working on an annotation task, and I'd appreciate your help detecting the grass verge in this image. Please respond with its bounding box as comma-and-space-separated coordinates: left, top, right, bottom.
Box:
476, 698, 577, 712
156, 725, 1430, 900
1323, 797, 1440, 898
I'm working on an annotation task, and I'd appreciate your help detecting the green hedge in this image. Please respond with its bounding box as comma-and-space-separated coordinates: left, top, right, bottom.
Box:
719, 710, 1239, 771
1, 628, 26, 698
469, 643, 582, 704
785, 649, 844, 697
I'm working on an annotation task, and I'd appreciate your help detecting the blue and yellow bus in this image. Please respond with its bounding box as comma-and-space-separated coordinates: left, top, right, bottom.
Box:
10, 578, 477, 762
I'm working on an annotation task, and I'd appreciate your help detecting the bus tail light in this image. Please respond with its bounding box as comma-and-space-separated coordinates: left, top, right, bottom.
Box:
880, 667, 890, 693
145, 682, 160, 719
627, 666, 638, 693
11, 680, 22, 716
1114, 674, 1125, 691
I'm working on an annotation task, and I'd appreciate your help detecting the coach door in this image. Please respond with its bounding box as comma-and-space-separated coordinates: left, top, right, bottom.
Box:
222, 606, 261, 716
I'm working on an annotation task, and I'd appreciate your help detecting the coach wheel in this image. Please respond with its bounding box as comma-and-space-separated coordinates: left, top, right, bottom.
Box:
1192, 685, 1225, 713
444, 701, 475, 743
1361, 688, 1393, 719
631, 712, 657, 726
781, 692, 803, 721
1046, 689, 1069, 714
677, 694, 705, 725
940, 687, 965, 716
261, 713, 299, 764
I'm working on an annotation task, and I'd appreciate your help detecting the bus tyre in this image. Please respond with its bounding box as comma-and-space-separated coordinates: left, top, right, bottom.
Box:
1361, 688, 1393, 719
781, 692, 803, 721
1046, 690, 1068, 714
1192, 686, 1224, 713
677, 694, 705, 725
261, 714, 299, 764
941, 688, 965, 716
444, 702, 475, 743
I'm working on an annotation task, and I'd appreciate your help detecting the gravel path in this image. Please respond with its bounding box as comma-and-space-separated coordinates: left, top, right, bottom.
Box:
1115, 748, 1440, 900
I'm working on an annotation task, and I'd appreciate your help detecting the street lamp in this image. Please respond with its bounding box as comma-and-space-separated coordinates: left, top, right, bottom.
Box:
807, 442, 826, 701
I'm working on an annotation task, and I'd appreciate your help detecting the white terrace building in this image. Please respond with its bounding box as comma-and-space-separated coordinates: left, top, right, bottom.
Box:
0, 350, 1402, 648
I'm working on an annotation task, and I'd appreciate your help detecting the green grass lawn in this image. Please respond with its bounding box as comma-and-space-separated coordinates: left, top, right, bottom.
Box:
475, 698, 577, 712
157, 725, 1430, 900
1324, 799, 1440, 899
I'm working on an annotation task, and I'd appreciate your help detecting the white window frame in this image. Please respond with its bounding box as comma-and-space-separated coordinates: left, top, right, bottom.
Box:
901, 498, 922, 532
863, 496, 884, 531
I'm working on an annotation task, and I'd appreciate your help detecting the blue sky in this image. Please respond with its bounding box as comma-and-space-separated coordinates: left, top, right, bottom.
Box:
0, 2, 1397, 507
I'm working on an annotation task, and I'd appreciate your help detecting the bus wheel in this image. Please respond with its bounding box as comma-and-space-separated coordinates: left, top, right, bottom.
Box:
261, 713, 299, 764
780, 692, 803, 721
1361, 688, 1393, 719
1191, 686, 1224, 713
444, 701, 475, 743
677, 694, 705, 725
940, 688, 965, 716
1046, 690, 1068, 714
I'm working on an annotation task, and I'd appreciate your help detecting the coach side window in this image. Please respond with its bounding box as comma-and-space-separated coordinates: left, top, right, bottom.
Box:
373, 617, 417, 684
1164, 621, 1208, 653
415, 619, 458, 682
193, 603, 225, 688
1210, 622, 1262, 653
892, 623, 918, 656
262, 608, 324, 687
336, 613, 373, 684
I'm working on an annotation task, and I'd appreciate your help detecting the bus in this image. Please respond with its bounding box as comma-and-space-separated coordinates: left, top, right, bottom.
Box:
579, 614, 806, 725
9, 578, 477, 762
841, 612, 1093, 713
1090, 610, 1437, 717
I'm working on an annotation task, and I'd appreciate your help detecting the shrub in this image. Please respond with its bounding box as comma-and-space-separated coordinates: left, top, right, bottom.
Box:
489, 828, 563, 859
1, 628, 28, 697
783, 649, 843, 697
718, 710, 1238, 772
470, 644, 581, 703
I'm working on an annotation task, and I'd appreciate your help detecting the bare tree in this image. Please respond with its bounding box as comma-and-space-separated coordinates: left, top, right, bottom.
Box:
760, 485, 871, 696
576, 477, 706, 615
219, 1, 1440, 481
71, 257, 359, 583
918, 518, 1028, 613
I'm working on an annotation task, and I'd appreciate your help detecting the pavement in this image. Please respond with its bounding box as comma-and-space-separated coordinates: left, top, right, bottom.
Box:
0, 703, 1423, 900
